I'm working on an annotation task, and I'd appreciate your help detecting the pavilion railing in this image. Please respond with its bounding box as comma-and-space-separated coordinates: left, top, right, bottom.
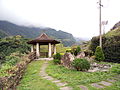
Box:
40, 52, 48, 58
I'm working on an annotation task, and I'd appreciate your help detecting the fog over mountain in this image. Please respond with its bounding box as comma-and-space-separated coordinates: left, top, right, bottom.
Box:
1, 0, 120, 39
0, 20, 78, 46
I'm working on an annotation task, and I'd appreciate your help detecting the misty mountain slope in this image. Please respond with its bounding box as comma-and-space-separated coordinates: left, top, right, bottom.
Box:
0, 21, 76, 46
0, 29, 8, 38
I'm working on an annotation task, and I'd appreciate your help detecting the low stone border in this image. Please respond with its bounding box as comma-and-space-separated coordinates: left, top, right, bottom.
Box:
0, 52, 35, 89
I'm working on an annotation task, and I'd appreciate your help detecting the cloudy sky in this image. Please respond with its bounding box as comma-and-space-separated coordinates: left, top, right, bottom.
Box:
0, 0, 119, 39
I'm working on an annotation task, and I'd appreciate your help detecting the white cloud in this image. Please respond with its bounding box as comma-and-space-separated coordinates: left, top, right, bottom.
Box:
0, 0, 119, 38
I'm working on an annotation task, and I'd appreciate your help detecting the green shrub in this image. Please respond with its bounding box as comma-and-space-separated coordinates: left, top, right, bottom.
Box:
76, 46, 81, 53
72, 58, 90, 71
73, 50, 77, 56
0, 64, 12, 76
84, 50, 93, 56
72, 46, 81, 56
5, 56, 20, 66
0, 52, 5, 64
95, 46, 105, 62
53, 53, 61, 60
53, 59, 61, 64
0, 56, 20, 76
0, 36, 30, 59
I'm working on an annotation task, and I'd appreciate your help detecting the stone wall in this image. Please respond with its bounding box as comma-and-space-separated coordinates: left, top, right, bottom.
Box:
0, 52, 36, 90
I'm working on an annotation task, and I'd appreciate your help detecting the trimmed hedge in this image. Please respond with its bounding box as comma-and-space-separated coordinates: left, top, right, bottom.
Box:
90, 36, 120, 63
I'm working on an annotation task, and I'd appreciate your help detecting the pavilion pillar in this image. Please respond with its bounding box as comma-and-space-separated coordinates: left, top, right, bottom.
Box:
53, 44, 56, 54
36, 43, 40, 57
48, 43, 52, 57
31, 45, 34, 52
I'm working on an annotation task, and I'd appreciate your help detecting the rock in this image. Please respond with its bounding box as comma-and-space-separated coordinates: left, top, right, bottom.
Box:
91, 83, 104, 88
61, 53, 74, 68
56, 82, 67, 87
60, 86, 73, 90
92, 63, 97, 67
88, 67, 99, 72
89, 63, 112, 72
99, 81, 112, 86
107, 79, 116, 83
79, 85, 88, 90
52, 80, 61, 83
76, 52, 85, 58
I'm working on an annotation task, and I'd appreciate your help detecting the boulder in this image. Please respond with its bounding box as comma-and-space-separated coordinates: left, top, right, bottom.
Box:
61, 53, 74, 68
76, 52, 85, 58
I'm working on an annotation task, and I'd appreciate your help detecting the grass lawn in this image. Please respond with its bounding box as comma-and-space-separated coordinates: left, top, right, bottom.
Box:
17, 60, 59, 90
46, 61, 120, 90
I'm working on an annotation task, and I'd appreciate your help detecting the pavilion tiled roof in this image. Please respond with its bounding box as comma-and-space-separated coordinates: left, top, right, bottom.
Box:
27, 33, 60, 45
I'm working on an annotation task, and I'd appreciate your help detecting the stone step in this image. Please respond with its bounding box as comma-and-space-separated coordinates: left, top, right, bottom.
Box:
42, 76, 54, 80
91, 83, 104, 88
40, 62, 73, 90
56, 82, 67, 87
52, 80, 61, 83
99, 81, 112, 86
60, 86, 73, 90
107, 79, 116, 83
79, 85, 88, 90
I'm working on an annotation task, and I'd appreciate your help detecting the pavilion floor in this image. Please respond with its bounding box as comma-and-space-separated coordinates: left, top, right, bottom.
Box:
35, 58, 53, 61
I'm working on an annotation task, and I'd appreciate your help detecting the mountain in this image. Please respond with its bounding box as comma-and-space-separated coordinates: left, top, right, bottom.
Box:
74, 37, 88, 45
0, 21, 76, 46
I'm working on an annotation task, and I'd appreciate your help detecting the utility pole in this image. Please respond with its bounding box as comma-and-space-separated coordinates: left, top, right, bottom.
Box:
98, 0, 103, 48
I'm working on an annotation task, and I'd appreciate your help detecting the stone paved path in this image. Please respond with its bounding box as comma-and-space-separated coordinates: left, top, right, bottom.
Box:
40, 61, 73, 90
91, 76, 119, 89
107, 79, 116, 83
79, 85, 88, 90
91, 81, 113, 89
91, 83, 104, 88
99, 81, 112, 86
